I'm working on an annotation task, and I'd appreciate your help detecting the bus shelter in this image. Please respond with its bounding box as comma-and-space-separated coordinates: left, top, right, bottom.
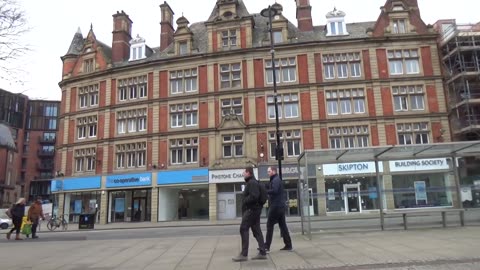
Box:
298, 141, 480, 239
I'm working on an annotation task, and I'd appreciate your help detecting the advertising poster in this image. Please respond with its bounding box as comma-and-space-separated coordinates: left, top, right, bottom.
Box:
115, 198, 125, 213
328, 189, 335, 201
368, 187, 378, 199
74, 200, 82, 214
414, 181, 427, 203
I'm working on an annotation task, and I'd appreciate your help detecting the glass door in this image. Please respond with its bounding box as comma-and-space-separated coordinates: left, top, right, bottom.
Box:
344, 183, 361, 213
285, 189, 299, 216
132, 198, 146, 222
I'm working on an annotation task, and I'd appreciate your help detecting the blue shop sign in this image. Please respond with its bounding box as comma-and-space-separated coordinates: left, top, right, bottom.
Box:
51, 176, 101, 192
157, 169, 208, 185
106, 172, 152, 188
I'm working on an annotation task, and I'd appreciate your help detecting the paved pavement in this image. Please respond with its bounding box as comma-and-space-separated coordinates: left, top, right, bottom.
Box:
2, 224, 480, 269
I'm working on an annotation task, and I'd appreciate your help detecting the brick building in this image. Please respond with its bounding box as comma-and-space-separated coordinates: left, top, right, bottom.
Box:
0, 89, 59, 207
55, 0, 450, 224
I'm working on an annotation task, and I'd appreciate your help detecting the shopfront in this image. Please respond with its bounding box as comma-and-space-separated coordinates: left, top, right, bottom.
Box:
209, 168, 258, 220
389, 158, 453, 209
51, 176, 102, 223
106, 172, 152, 223
258, 164, 300, 216
157, 169, 209, 221
322, 162, 382, 214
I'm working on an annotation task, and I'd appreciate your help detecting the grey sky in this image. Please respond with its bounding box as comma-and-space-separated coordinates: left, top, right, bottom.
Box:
1, 0, 478, 101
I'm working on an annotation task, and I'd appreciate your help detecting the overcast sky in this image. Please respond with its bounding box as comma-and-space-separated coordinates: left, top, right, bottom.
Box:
1, 0, 478, 101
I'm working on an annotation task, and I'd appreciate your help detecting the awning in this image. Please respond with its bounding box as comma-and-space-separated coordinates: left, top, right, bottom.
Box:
298, 141, 480, 164
0, 123, 16, 151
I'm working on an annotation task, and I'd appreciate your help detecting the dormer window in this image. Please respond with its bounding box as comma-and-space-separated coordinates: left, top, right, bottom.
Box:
392, 19, 407, 34
179, 42, 188, 55
326, 8, 348, 37
222, 29, 237, 48
129, 34, 147, 61
83, 58, 94, 73
273, 30, 283, 44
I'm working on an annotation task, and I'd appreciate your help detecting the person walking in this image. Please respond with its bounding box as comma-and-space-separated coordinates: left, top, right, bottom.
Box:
232, 167, 267, 262
6, 198, 26, 240
27, 196, 45, 239
265, 166, 293, 252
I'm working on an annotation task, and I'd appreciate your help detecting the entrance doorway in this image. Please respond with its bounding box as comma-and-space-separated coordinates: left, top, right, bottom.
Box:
132, 197, 146, 222
218, 193, 236, 219
285, 189, 299, 216
344, 183, 361, 213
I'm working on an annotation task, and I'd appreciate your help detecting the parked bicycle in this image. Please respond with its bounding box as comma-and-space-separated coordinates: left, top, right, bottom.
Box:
46, 214, 68, 231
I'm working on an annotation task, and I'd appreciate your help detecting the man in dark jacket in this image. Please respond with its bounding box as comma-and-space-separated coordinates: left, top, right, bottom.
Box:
232, 167, 267, 262
6, 198, 26, 240
265, 166, 293, 251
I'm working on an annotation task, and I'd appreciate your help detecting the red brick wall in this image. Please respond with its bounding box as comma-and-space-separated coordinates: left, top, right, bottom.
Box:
385, 124, 397, 145
242, 60, 248, 89
376, 49, 389, 79
254, 59, 264, 88
371, 125, 379, 146
159, 71, 168, 98
432, 122, 443, 143
61, 90, 66, 115
57, 120, 64, 149
147, 141, 153, 168
317, 90, 326, 120
212, 31, 218, 52
62, 58, 77, 77
99, 81, 106, 107
107, 145, 114, 173
200, 136, 209, 167
199, 101, 208, 129
297, 54, 309, 84
95, 147, 103, 174
240, 27, 246, 49
320, 128, 329, 149
111, 79, 117, 106
255, 96, 266, 124
244, 96, 250, 125
70, 87, 77, 113
65, 150, 73, 176
159, 140, 168, 169
159, 105, 168, 132
199, 65, 208, 94
381, 87, 393, 116
363, 50, 372, 80
300, 92, 312, 121
426, 85, 439, 113
421, 46, 434, 77
303, 129, 314, 150
68, 119, 75, 144
213, 64, 219, 92
148, 108, 153, 133
314, 53, 323, 83
109, 112, 115, 138
98, 114, 105, 140
215, 99, 220, 128
367, 88, 376, 116
148, 72, 154, 99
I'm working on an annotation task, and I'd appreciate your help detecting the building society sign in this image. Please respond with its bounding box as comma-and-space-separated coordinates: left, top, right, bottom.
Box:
389, 158, 449, 172
209, 168, 259, 183
323, 162, 382, 176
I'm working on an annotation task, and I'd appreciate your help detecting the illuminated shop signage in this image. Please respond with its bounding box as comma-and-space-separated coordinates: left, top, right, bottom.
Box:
323, 162, 382, 176
209, 168, 259, 183
389, 158, 449, 172
106, 172, 152, 188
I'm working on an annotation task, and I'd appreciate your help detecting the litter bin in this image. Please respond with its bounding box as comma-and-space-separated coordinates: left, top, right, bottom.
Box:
79, 214, 95, 229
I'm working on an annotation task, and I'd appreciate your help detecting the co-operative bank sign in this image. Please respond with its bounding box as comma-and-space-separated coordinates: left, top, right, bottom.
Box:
106, 172, 152, 188
209, 168, 258, 183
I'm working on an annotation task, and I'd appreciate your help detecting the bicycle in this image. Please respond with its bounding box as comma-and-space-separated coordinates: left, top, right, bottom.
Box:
46, 214, 68, 231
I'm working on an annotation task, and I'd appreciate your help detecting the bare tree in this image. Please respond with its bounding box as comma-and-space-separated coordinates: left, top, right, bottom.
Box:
0, 0, 29, 81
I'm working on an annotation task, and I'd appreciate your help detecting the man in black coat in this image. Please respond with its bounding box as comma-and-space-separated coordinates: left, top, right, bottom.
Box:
232, 167, 267, 262
265, 166, 293, 251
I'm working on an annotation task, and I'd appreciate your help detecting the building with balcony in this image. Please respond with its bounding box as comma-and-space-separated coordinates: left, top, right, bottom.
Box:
55, 0, 451, 224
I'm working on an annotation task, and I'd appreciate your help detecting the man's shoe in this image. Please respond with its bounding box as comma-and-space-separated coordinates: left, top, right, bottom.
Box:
32, 236, 39, 239
280, 246, 293, 251
258, 247, 270, 254
251, 253, 267, 260
232, 254, 248, 262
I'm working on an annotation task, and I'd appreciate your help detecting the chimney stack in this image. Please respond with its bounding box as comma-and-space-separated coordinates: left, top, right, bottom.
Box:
160, 1, 175, 51
296, 0, 313, 31
112, 10, 132, 63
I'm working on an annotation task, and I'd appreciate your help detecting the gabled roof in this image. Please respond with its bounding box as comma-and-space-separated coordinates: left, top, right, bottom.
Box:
64, 28, 84, 56
207, 0, 251, 22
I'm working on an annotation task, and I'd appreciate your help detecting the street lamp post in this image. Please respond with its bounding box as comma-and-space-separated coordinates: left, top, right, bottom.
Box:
261, 6, 283, 179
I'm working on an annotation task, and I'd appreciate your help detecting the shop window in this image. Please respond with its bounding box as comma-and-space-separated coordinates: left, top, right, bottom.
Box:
267, 93, 299, 120
170, 102, 198, 128
392, 174, 452, 208
74, 147, 96, 173
392, 85, 425, 112
170, 138, 198, 165
77, 115, 97, 140
64, 192, 101, 224
220, 63, 241, 89
223, 134, 243, 158
323, 52, 361, 80
326, 88, 365, 116
265, 57, 297, 84
170, 68, 198, 94
116, 108, 147, 135
388, 49, 419, 75
328, 126, 369, 149
269, 130, 301, 158
118, 75, 148, 102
